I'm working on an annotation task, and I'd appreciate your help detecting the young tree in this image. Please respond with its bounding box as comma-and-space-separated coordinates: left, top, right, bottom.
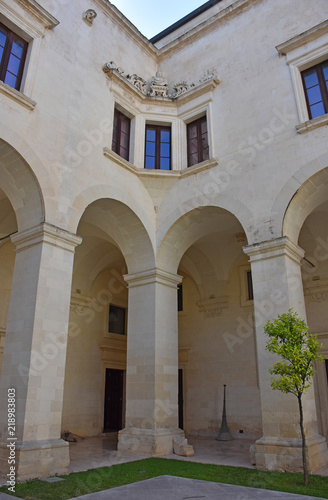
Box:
264, 309, 324, 486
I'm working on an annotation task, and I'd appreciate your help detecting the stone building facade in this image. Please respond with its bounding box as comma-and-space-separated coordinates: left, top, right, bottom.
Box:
0, 0, 328, 481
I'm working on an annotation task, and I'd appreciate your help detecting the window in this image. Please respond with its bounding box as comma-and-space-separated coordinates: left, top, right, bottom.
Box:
145, 125, 171, 170
302, 60, 328, 119
108, 305, 126, 335
246, 270, 254, 301
112, 108, 131, 161
177, 284, 183, 312
0, 23, 27, 91
187, 116, 209, 167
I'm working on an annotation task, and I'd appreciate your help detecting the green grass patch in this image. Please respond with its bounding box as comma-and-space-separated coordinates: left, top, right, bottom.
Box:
1, 458, 328, 499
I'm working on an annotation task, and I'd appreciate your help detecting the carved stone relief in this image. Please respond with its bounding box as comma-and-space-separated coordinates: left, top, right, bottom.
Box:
83, 9, 97, 25
103, 62, 220, 100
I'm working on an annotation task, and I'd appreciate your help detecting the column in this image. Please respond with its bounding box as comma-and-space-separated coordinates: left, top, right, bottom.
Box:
118, 268, 184, 455
244, 236, 328, 472
0, 223, 81, 481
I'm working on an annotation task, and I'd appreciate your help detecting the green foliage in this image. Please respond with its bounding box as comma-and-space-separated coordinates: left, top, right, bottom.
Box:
264, 309, 324, 397
1, 458, 328, 499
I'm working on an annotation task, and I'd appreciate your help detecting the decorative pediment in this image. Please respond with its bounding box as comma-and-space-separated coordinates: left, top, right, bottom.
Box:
103, 62, 220, 101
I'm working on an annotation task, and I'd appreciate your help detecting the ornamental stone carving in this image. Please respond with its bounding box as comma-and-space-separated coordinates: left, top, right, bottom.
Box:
102, 61, 147, 95
148, 71, 169, 98
171, 70, 221, 98
103, 62, 220, 100
83, 9, 97, 25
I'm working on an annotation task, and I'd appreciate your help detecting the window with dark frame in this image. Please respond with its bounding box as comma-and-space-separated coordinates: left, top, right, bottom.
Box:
302, 60, 328, 120
112, 108, 131, 161
177, 284, 183, 312
0, 23, 28, 91
246, 270, 254, 301
187, 116, 209, 167
108, 304, 126, 335
145, 125, 171, 170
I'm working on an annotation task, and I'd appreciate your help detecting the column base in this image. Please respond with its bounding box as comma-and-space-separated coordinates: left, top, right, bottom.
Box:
118, 427, 184, 456
254, 434, 328, 473
0, 439, 69, 481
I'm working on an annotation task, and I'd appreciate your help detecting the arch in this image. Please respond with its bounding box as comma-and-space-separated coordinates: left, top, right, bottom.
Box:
283, 167, 328, 245
0, 139, 45, 231
158, 204, 248, 273
270, 151, 328, 244
157, 190, 254, 255
75, 197, 156, 275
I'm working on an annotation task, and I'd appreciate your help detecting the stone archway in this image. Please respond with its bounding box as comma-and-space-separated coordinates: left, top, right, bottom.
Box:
158, 206, 261, 441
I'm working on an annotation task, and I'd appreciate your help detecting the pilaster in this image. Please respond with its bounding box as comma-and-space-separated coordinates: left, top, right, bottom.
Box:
0, 223, 82, 481
244, 237, 328, 472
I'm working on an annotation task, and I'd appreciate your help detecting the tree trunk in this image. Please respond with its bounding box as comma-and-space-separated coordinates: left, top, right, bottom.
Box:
298, 394, 308, 486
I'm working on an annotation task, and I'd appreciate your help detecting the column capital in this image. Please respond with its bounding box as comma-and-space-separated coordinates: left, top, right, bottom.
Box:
243, 236, 304, 264
11, 222, 82, 253
124, 268, 183, 289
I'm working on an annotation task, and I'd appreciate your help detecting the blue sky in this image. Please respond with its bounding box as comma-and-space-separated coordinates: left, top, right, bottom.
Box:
111, 0, 207, 39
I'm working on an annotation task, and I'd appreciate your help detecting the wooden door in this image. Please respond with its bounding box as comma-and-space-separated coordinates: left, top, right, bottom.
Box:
103, 368, 124, 432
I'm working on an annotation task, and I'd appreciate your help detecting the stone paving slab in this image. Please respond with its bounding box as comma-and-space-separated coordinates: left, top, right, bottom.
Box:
69, 475, 327, 500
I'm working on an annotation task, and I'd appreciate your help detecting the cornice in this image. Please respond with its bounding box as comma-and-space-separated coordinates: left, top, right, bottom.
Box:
276, 20, 328, 56
92, 0, 158, 60
103, 148, 219, 179
15, 0, 59, 29
243, 237, 304, 264
156, 0, 262, 59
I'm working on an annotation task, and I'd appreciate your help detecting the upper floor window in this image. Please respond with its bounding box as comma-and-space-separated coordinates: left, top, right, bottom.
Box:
112, 108, 131, 161
0, 23, 27, 91
187, 116, 209, 167
302, 60, 328, 120
108, 304, 126, 335
145, 125, 171, 170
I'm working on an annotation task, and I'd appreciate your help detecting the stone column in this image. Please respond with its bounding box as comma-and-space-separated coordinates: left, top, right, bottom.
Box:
118, 268, 184, 455
244, 236, 328, 472
0, 223, 81, 481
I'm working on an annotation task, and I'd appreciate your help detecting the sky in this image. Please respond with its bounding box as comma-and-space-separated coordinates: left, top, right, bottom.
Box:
111, 0, 208, 39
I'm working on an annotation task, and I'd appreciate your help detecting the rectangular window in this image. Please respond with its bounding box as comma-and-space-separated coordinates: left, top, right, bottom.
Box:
302, 60, 328, 119
108, 305, 126, 335
112, 108, 131, 161
246, 270, 254, 301
145, 125, 171, 170
177, 284, 183, 311
0, 23, 28, 91
187, 116, 209, 167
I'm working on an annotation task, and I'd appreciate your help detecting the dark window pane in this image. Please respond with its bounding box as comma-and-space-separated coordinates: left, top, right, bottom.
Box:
160, 142, 170, 157
0, 30, 6, 48
4, 72, 17, 88
202, 147, 209, 161
161, 130, 170, 142
145, 156, 155, 169
108, 305, 125, 335
112, 109, 130, 160
11, 40, 24, 59
7, 54, 21, 76
189, 153, 198, 166
310, 101, 325, 119
146, 129, 156, 141
247, 271, 254, 301
188, 123, 197, 139
177, 284, 183, 311
0, 46, 4, 64
303, 70, 318, 88
307, 85, 322, 105
323, 63, 328, 81
146, 141, 156, 156
189, 138, 198, 154
201, 119, 207, 134
160, 157, 170, 170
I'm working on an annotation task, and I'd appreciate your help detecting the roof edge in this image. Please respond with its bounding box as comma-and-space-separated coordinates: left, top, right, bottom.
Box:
150, 0, 223, 44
